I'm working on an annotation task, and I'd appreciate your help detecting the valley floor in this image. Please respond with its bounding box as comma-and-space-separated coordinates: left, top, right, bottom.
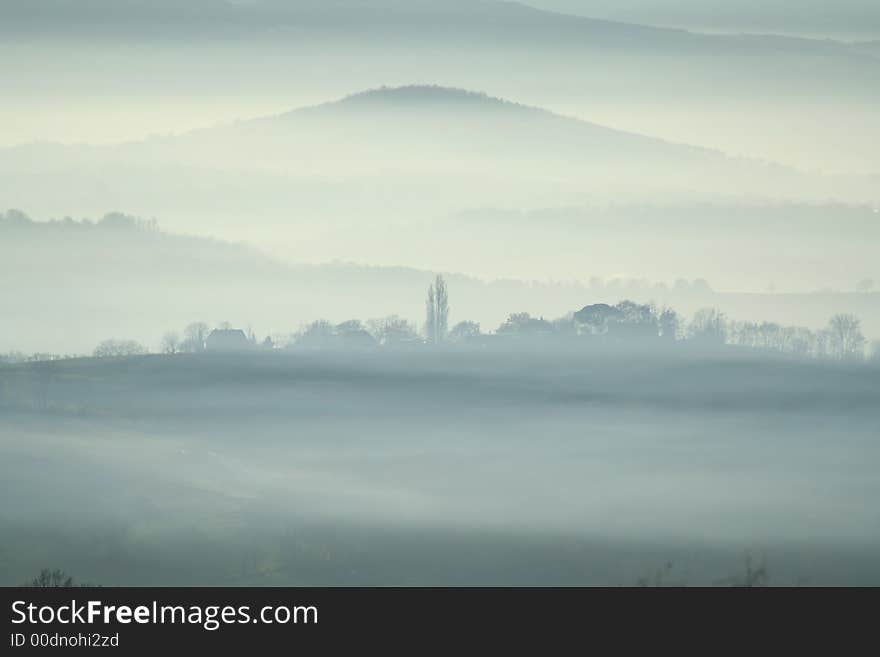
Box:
2, 350, 879, 585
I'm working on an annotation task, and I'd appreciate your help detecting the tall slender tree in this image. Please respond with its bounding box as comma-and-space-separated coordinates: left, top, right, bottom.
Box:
425, 282, 436, 343
424, 274, 449, 344
435, 274, 449, 342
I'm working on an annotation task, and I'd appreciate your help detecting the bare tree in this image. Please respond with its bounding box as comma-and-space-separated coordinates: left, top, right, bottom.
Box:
367, 315, 419, 347
716, 552, 769, 587
182, 322, 209, 353
496, 312, 554, 337
294, 320, 335, 349
658, 307, 680, 341
636, 561, 676, 587
826, 313, 866, 360
22, 568, 95, 588
23, 568, 75, 588
160, 331, 180, 355
688, 308, 727, 346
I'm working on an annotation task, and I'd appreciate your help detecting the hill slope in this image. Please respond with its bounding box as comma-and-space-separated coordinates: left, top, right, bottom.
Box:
1, 85, 867, 221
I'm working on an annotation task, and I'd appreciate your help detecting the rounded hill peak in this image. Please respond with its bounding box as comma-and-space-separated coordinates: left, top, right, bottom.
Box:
335, 85, 518, 109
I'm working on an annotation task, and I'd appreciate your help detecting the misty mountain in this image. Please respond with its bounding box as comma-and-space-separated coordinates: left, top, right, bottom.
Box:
523, 1, 880, 41
10, 85, 720, 170
4, 1, 878, 176
138, 85, 767, 185
1, 84, 877, 319
0, 0, 869, 57
1, 85, 873, 220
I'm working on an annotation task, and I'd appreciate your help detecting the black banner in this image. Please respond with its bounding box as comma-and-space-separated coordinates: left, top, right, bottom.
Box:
1, 587, 874, 651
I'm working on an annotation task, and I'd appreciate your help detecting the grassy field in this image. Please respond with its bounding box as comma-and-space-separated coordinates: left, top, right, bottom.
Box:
2, 348, 879, 585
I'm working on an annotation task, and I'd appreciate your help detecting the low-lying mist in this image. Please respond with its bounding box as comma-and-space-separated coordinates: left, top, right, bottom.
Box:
2, 349, 879, 585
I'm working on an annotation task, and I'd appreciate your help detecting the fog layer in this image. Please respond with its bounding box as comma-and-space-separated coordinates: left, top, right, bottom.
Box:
3, 350, 879, 585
